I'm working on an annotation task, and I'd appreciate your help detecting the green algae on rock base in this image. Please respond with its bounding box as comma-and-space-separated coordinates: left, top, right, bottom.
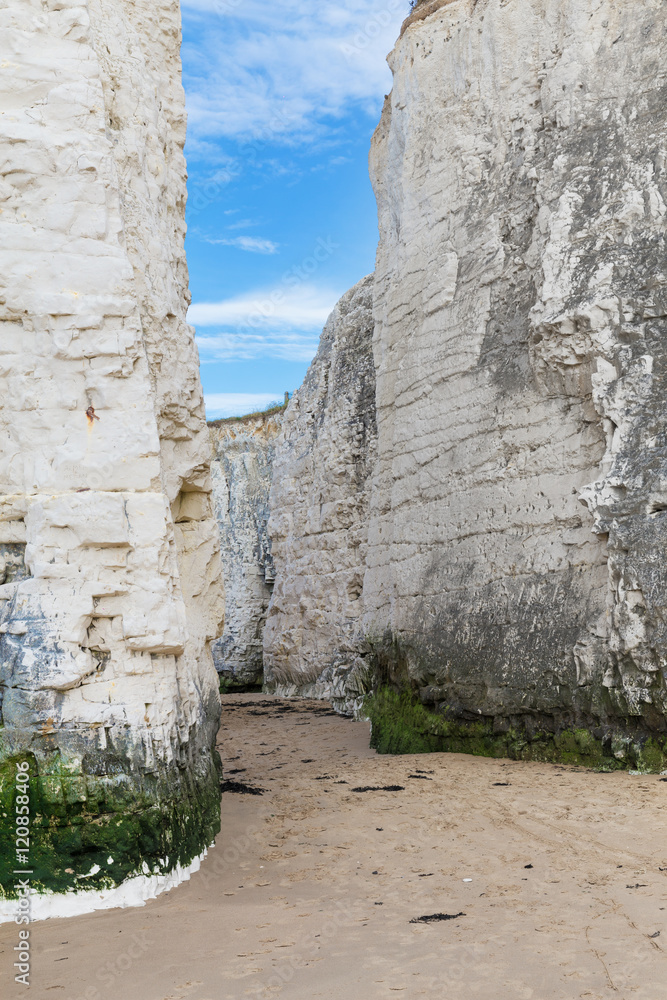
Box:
218, 676, 263, 695
364, 687, 667, 773
0, 736, 221, 901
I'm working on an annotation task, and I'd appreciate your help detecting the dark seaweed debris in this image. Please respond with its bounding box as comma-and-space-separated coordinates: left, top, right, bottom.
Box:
220, 779, 264, 795
222, 699, 338, 717
410, 912, 465, 924
408, 774, 432, 780
352, 785, 405, 793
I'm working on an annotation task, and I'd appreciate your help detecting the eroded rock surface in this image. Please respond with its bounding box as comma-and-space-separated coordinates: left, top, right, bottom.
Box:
263, 276, 377, 713
0, 0, 224, 904
364, 0, 667, 750
263, 0, 667, 763
209, 412, 283, 687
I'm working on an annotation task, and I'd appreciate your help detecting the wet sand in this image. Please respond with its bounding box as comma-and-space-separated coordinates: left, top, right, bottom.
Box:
2, 693, 667, 999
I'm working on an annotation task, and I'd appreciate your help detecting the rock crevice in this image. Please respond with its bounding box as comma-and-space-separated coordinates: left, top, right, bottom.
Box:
209, 411, 283, 688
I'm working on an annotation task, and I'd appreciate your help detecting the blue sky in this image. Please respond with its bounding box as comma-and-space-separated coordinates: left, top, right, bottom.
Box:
180, 0, 406, 419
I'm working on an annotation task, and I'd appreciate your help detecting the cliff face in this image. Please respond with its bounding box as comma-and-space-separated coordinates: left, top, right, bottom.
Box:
0, 0, 224, 910
209, 412, 283, 687
363, 0, 667, 754
260, 0, 667, 765
263, 276, 377, 713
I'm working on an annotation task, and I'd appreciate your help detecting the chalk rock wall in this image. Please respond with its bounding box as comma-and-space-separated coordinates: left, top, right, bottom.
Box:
264, 276, 377, 713
0, 0, 224, 905
364, 0, 667, 744
209, 412, 283, 687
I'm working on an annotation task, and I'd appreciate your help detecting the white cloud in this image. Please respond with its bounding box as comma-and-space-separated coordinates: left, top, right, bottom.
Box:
190, 282, 341, 362
181, 0, 404, 145
198, 330, 320, 363
183, 140, 238, 177
202, 235, 279, 254
189, 283, 338, 328
226, 218, 259, 230
205, 392, 285, 419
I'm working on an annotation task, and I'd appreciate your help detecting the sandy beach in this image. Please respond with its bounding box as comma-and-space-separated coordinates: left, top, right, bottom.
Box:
2, 693, 667, 999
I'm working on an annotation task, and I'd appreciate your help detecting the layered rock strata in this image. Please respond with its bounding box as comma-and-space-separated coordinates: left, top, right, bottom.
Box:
264, 0, 667, 765
209, 411, 283, 688
263, 276, 377, 714
364, 0, 667, 759
0, 0, 224, 906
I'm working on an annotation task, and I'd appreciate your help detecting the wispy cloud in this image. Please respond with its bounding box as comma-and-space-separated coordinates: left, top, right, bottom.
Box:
226, 218, 259, 230
198, 330, 321, 363
202, 235, 279, 254
181, 0, 404, 147
190, 283, 338, 327
190, 283, 341, 362
205, 392, 285, 419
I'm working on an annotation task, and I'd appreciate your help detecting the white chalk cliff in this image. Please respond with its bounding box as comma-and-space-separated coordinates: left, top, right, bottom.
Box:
263, 0, 667, 767
209, 411, 283, 687
0, 0, 224, 907
264, 277, 377, 714
5, 0, 667, 921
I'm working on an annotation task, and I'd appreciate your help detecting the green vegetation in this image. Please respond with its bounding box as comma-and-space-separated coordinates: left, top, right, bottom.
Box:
364, 687, 667, 772
219, 675, 263, 694
0, 744, 221, 900
207, 397, 288, 428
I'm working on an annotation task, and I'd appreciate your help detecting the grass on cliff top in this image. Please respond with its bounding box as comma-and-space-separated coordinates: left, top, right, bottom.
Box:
207, 399, 287, 428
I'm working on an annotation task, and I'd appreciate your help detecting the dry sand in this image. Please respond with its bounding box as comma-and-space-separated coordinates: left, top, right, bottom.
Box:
2, 693, 667, 999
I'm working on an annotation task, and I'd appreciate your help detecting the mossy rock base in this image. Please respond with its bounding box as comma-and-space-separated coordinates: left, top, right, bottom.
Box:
0, 736, 221, 900
365, 688, 667, 772
218, 676, 263, 695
